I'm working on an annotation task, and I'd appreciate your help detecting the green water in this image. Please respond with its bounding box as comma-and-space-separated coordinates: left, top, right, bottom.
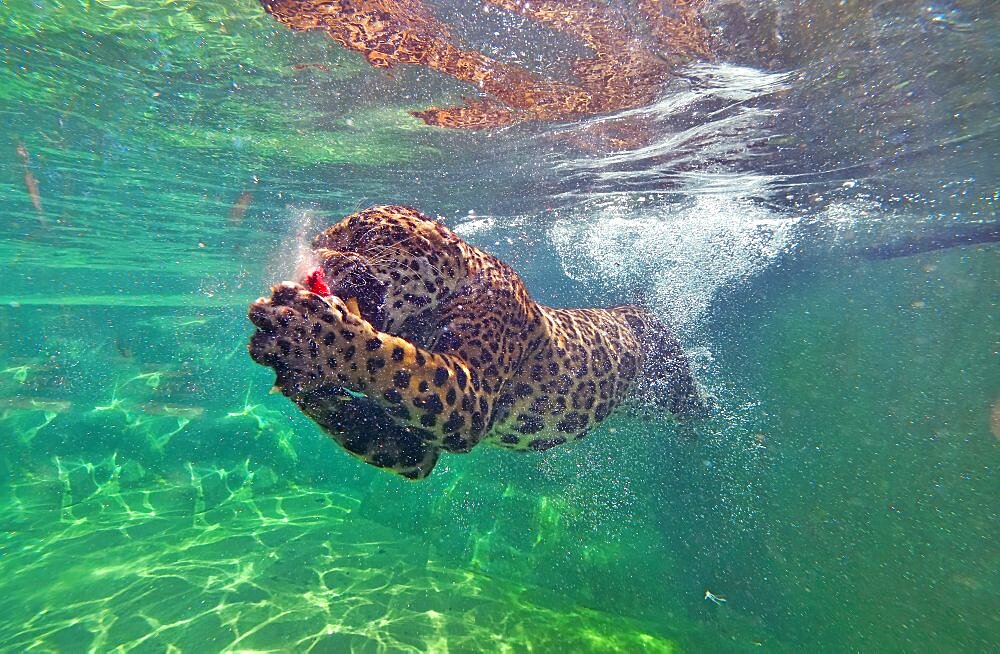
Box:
2, 1, 998, 652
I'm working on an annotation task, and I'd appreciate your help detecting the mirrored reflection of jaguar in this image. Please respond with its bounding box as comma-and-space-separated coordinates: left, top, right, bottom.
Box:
259, 0, 710, 129
248, 205, 705, 479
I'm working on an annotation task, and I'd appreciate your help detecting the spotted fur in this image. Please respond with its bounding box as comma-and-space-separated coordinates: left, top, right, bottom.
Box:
248, 205, 703, 479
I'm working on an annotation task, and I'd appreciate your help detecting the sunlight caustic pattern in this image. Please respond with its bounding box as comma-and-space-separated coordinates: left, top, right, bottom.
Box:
0, 454, 679, 652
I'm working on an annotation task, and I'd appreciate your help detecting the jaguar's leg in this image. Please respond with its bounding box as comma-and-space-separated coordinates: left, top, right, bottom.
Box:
248, 283, 496, 453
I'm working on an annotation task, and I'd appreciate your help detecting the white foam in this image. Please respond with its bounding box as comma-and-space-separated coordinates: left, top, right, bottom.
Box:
547, 63, 793, 198
550, 193, 799, 330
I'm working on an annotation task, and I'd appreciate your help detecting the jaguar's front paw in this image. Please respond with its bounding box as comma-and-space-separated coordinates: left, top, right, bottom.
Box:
248, 282, 354, 396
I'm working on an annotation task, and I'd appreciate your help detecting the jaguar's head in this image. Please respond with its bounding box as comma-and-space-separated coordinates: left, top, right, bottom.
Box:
304, 205, 472, 348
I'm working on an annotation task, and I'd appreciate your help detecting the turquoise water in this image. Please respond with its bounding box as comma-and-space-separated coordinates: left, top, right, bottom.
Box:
1, 1, 997, 652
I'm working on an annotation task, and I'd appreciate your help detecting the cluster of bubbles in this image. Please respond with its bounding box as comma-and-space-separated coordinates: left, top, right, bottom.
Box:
550, 193, 799, 332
